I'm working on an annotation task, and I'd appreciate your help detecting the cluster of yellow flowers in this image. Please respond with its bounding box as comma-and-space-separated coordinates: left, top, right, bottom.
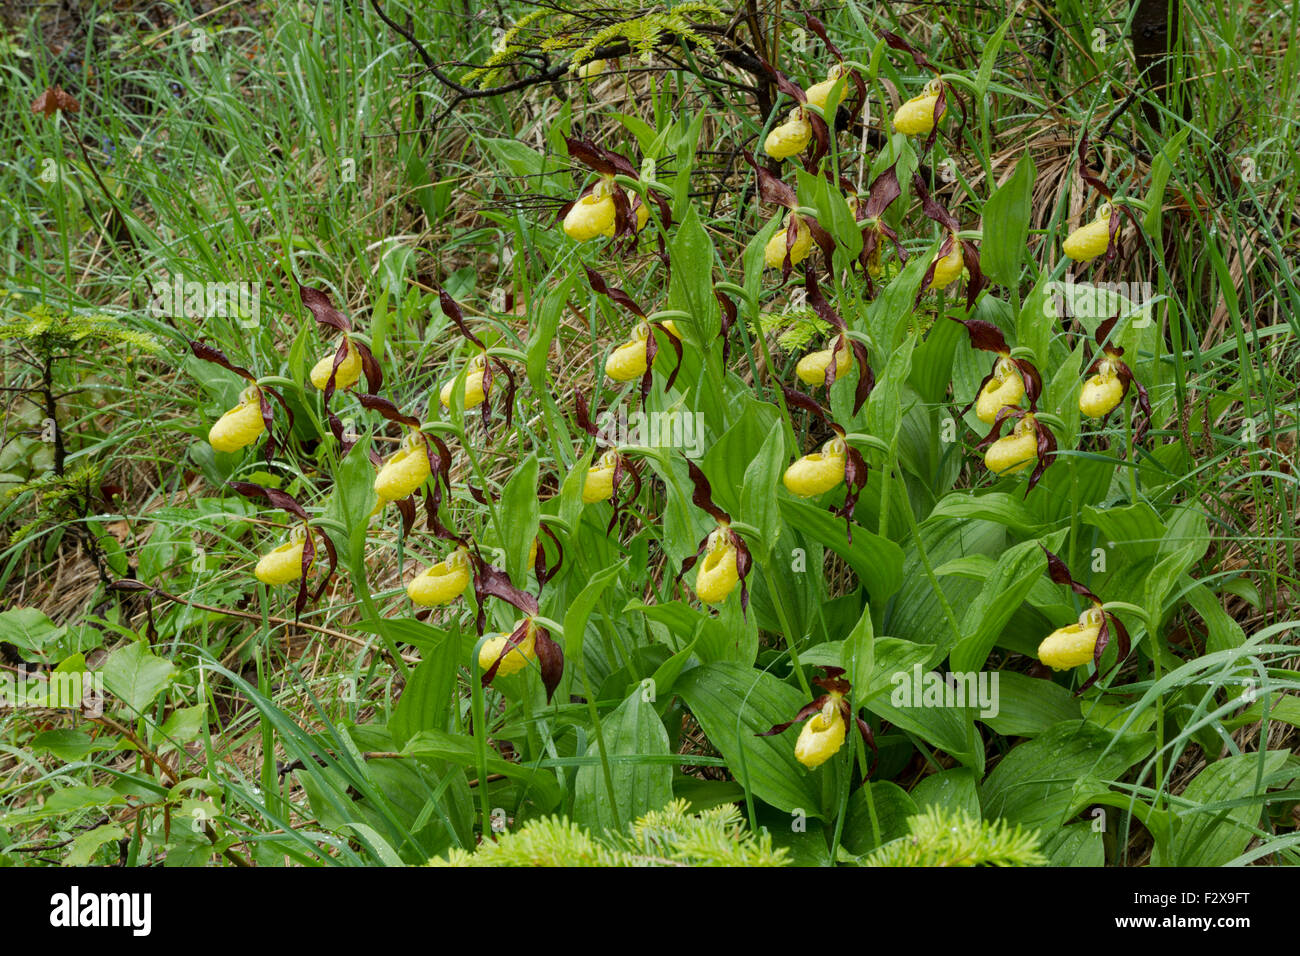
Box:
198, 31, 1152, 775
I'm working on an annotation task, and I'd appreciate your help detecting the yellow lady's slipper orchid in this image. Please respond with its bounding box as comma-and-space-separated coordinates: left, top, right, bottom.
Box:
929, 240, 964, 289
605, 324, 651, 382
439, 354, 487, 409
478, 624, 537, 677
1079, 362, 1124, 418
795, 339, 851, 386
208, 386, 265, 453
255, 530, 307, 586
764, 218, 814, 269
582, 451, 618, 503
309, 339, 362, 391
984, 416, 1038, 476
893, 80, 943, 135
975, 357, 1026, 424
695, 531, 739, 605
1063, 204, 1117, 263
1038, 607, 1105, 670
764, 108, 812, 160
575, 58, 606, 80
604, 318, 680, 382
563, 181, 617, 241
407, 548, 471, 607
783, 437, 847, 497
804, 65, 846, 112
374, 432, 431, 501
794, 695, 847, 769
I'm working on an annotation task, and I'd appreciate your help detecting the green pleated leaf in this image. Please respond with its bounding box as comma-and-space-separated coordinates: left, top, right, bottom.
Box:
499, 453, 541, 585
930, 491, 1043, 537
573, 690, 673, 832
909, 767, 980, 818
978, 671, 1081, 737
841, 780, 918, 855
1162, 750, 1290, 866
980, 152, 1035, 287
740, 420, 786, 554
981, 721, 1153, 831
1041, 822, 1105, 866
389, 624, 461, 747
778, 498, 904, 603
949, 539, 1046, 670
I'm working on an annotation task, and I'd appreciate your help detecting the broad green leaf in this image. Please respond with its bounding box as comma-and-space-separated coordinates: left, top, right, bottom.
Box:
624, 599, 707, 647
740, 420, 786, 553
359, 617, 445, 655
909, 767, 980, 818
841, 781, 917, 855
155, 705, 207, 749
648, 636, 699, 699
667, 204, 717, 349
978, 671, 1081, 737
558, 444, 594, 533
480, 136, 546, 177
102, 640, 176, 714
1163, 750, 1289, 867
1142, 126, 1191, 236
981, 721, 1153, 830
888, 516, 1004, 648
1081, 501, 1166, 563
0, 607, 65, 663
844, 603, 875, 702
389, 626, 461, 746
1223, 695, 1300, 732
45, 785, 127, 816
1041, 822, 1105, 866
869, 252, 929, 349
499, 453, 540, 584
865, 339, 915, 445
702, 397, 777, 516
763, 806, 831, 866
865, 659, 983, 771
563, 562, 623, 669
974, 16, 1014, 97
980, 152, 1035, 286
1016, 272, 1054, 369
573, 690, 673, 832
1185, 582, 1246, 653
325, 434, 378, 544
65, 824, 127, 867
929, 491, 1042, 537
527, 275, 576, 391
31, 729, 104, 762
949, 539, 1046, 669
908, 315, 963, 405
645, 452, 705, 569
778, 498, 904, 603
